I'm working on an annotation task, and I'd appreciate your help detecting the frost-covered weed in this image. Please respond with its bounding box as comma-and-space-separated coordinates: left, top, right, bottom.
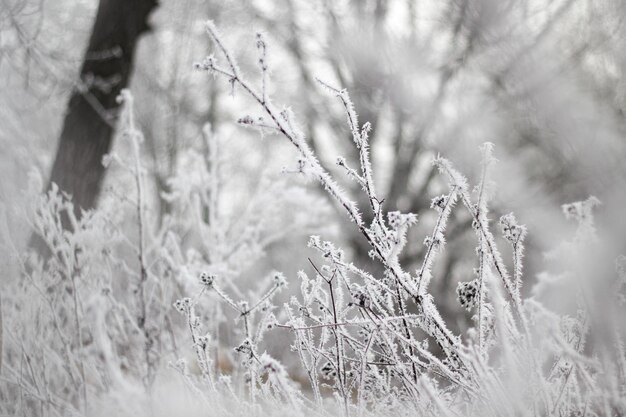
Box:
186, 22, 626, 417
0, 83, 327, 416
1, 20, 625, 417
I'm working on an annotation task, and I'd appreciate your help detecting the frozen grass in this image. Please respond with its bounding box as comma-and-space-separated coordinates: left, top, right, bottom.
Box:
1, 21, 625, 417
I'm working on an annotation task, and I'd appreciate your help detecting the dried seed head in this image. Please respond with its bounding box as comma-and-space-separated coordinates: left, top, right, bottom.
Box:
199, 272, 216, 288
431, 195, 447, 211
457, 280, 479, 311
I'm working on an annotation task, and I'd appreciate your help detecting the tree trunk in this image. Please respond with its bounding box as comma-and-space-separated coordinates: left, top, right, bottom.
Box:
47, 0, 157, 214
28, 0, 157, 256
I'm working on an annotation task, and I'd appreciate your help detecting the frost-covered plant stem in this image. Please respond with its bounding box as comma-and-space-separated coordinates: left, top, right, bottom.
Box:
357, 330, 375, 417
474, 146, 490, 353
175, 296, 216, 391
470, 202, 523, 321
34, 202, 88, 410
416, 188, 458, 295
198, 20, 464, 373
329, 277, 349, 417
435, 156, 525, 326
68, 264, 87, 412
119, 89, 155, 388
316, 79, 383, 230
318, 79, 420, 383
256, 32, 268, 105
476, 239, 487, 352
309, 260, 349, 416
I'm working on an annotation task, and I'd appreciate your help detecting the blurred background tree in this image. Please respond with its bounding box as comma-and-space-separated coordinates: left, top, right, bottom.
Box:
45, 0, 157, 218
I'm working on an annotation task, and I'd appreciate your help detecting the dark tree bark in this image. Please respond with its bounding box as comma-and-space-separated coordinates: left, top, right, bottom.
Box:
47, 0, 158, 214
28, 0, 157, 256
